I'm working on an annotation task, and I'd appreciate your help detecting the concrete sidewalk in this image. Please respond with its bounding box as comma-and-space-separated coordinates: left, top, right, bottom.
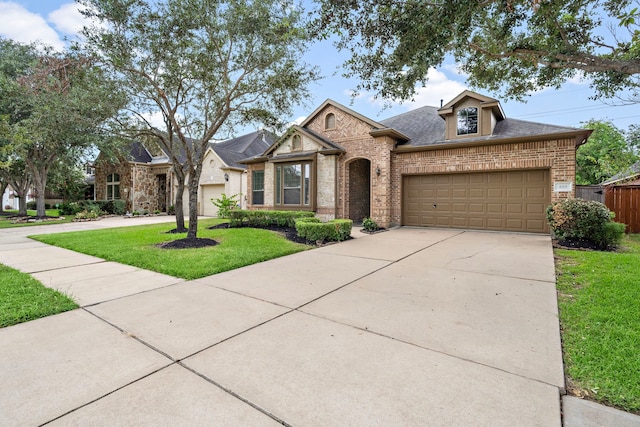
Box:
0, 220, 637, 425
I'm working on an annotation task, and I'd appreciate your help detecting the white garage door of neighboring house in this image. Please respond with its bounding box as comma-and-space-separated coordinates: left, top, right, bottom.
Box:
402, 169, 550, 233
201, 184, 225, 217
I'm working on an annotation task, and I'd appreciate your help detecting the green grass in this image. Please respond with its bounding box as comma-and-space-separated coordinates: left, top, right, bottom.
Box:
0, 209, 75, 229
0, 263, 78, 328
31, 218, 311, 280
555, 234, 640, 413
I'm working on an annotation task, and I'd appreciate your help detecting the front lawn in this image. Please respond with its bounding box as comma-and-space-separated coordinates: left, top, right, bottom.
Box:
0, 263, 78, 328
0, 209, 74, 229
31, 218, 311, 280
555, 234, 640, 413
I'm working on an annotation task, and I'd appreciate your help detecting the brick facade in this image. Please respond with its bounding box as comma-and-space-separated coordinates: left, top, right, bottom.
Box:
389, 138, 577, 226
245, 96, 584, 230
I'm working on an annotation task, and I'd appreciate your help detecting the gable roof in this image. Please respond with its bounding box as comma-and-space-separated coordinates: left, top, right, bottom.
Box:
601, 161, 640, 186
379, 106, 590, 150
437, 90, 504, 118
209, 130, 274, 169
127, 141, 153, 163
300, 99, 385, 129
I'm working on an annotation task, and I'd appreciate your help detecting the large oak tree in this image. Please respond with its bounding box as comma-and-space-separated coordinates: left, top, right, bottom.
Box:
79, 0, 319, 238
313, 0, 640, 101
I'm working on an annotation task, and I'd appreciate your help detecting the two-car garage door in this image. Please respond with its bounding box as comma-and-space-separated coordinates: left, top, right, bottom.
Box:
402, 170, 550, 233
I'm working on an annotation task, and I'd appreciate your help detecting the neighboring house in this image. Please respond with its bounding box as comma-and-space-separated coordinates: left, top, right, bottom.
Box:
601, 161, 640, 187
242, 90, 592, 233
2, 184, 35, 211
94, 130, 273, 216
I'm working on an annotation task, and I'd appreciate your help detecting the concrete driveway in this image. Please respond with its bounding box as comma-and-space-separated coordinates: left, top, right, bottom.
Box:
0, 224, 564, 426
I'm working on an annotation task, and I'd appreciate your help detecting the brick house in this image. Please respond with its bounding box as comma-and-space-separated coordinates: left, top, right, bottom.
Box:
241, 91, 592, 233
95, 130, 273, 215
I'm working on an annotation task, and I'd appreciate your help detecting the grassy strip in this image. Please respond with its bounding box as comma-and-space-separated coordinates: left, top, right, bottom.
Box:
0, 209, 74, 229
0, 264, 78, 328
555, 234, 640, 413
31, 218, 311, 280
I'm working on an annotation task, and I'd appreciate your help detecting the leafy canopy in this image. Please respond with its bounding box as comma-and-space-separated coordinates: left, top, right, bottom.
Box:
577, 120, 638, 184
79, 0, 319, 238
313, 0, 640, 102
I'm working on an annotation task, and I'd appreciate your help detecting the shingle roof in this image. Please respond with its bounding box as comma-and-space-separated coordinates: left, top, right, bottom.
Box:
379, 106, 584, 148
601, 161, 640, 185
127, 141, 153, 163
210, 130, 274, 169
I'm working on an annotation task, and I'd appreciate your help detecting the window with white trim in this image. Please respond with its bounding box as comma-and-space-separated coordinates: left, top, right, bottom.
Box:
106, 173, 120, 200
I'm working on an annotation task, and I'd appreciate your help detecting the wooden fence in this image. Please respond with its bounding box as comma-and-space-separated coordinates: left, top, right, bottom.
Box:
576, 185, 604, 203
605, 186, 640, 233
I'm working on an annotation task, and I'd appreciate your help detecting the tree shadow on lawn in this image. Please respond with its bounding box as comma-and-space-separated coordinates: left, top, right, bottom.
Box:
160, 223, 315, 249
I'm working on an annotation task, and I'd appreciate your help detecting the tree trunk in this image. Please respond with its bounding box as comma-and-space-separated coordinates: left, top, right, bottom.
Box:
173, 171, 187, 232
16, 191, 27, 216
0, 180, 7, 213
10, 179, 30, 216
26, 155, 52, 218
33, 168, 48, 218
187, 172, 200, 239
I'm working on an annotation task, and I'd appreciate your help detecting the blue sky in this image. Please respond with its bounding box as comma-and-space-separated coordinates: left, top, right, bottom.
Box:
1, 0, 638, 135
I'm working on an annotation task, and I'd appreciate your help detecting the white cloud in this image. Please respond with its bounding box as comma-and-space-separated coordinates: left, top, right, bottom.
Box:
48, 2, 88, 36
140, 111, 167, 129
391, 68, 468, 109
290, 116, 306, 125
0, 1, 64, 50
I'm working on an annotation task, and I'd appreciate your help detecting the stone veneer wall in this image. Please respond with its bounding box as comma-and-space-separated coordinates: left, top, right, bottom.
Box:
94, 160, 133, 212
389, 138, 577, 226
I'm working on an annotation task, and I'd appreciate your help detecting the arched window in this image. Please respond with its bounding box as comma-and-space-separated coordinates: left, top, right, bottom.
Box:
325, 113, 336, 129
292, 134, 302, 151
106, 173, 121, 200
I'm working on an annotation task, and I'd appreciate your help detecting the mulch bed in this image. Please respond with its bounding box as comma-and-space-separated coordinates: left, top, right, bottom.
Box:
159, 223, 319, 250
552, 238, 614, 252
158, 238, 219, 249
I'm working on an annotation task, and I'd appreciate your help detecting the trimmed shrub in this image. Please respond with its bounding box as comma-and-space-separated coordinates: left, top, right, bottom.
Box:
546, 198, 625, 249
26, 201, 37, 210
59, 202, 83, 215
592, 221, 626, 248
362, 216, 379, 232
295, 218, 353, 242
74, 209, 99, 220
228, 210, 315, 228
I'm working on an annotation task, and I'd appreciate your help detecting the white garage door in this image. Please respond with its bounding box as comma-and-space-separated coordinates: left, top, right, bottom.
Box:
201, 184, 225, 217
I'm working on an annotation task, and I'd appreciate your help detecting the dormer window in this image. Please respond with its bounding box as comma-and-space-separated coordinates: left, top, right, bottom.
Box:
457, 107, 478, 135
325, 113, 336, 130
292, 134, 302, 151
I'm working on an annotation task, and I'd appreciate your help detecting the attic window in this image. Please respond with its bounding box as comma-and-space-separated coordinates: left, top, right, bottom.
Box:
325, 113, 335, 130
292, 134, 302, 151
457, 107, 478, 135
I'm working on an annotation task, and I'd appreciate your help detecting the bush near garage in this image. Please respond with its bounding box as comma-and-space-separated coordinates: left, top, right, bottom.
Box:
546, 198, 626, 249
228, 210, 315, 227
295, 218, 352, 242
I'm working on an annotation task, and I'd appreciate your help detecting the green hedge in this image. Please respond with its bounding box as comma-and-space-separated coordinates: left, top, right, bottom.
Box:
295, 218, 352, 242
228, 210, 315, 227
59, 200, 126, 216
546, 198, 625, 249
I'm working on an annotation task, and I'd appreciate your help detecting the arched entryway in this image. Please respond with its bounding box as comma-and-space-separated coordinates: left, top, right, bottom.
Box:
348, 158, 371, 222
